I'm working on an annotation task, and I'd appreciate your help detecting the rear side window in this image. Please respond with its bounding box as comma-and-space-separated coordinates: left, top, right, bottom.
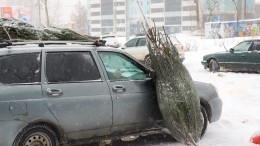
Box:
125, 38, 137, 47
136, 38, 146, 46
46, 52, 100, 83
0, 53, 41, 84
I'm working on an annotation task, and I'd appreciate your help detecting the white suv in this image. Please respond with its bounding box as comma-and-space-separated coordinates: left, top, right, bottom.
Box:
122, 36, 185, 68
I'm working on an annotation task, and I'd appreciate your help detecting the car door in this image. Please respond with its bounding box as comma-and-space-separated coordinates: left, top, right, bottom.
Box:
224, 41, 253, 71
42, 49, 112, 140
97, 51, 161, 134
244, 40, 260, 72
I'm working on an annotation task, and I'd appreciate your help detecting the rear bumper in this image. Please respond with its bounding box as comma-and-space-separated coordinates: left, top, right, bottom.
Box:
0, 120, 27, 146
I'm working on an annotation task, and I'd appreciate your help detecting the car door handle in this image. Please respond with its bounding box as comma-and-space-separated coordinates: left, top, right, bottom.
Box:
112, 85, 126, 93
47, 88, 63, 97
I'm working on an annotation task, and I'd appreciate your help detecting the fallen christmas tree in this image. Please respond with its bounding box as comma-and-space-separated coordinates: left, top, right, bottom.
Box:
144, 25, 203, 145
0, 18, 97, 41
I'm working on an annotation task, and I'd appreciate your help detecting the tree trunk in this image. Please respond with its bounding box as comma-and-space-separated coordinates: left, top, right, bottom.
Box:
145, 27, 203, 145
195, 0, 201, 29
44, 0, 50, 27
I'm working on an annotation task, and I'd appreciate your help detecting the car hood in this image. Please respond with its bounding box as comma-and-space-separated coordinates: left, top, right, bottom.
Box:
203, 51, 227, 60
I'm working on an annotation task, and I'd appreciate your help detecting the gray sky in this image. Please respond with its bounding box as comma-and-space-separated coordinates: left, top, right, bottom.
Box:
59, 0, 81, 23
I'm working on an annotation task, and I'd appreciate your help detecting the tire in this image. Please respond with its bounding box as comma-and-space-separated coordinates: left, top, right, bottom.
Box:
13, 124, 60, 146
200, 106, 208, 137
144, 56, 152, 69
209, 59, 219, 73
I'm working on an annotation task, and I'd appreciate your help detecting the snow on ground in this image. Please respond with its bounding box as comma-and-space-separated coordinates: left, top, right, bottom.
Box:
184, 50, 260, 146
170, 36, 260, 146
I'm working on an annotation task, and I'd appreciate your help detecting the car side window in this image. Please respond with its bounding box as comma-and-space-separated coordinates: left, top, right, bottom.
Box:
0, 53, 41, 84
46, 52, 100, 83
98, 52, 147, 81
136, 38, 146, 46
125, 38, 137, 48
252, 41, 260, 51
233, 41, 252, 52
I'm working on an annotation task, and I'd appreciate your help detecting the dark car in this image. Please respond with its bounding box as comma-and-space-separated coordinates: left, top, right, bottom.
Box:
202, 39, 260, 72
0, 41, 222, 146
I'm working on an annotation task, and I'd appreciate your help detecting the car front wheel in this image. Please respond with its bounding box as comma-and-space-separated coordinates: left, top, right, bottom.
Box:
13, 124, 60, 146
209, 59, 219, 73
201, 106, 208, 137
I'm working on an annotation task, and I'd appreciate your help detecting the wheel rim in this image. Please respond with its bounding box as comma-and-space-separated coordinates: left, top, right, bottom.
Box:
145, 57, 152, 68
25, 132, 52, 146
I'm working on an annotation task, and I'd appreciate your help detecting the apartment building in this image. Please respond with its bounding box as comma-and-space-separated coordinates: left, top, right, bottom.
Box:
89, 0, 126, 36
150, 0, 197, 34
89, 0, 197, 36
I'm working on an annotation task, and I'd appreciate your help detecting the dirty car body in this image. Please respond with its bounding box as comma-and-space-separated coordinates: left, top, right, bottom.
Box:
0, 42, 222, 146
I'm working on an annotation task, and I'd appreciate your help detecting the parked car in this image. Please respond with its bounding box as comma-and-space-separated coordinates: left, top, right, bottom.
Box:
122, 36, 185, 68
202, 39, 260, 73
0, 41, 222, 146
100, 35, 120, 48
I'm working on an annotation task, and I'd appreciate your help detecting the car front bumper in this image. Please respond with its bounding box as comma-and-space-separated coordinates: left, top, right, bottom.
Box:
201, 61, 208, 69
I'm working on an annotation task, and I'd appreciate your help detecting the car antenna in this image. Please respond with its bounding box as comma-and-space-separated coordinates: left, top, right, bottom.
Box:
222, 42, 228, 52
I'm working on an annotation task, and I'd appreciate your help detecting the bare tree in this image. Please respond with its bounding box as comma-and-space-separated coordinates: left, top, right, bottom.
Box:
49, 0, 61, 27
40, 0, 50, 27
205, 0, 221, 22
70, 1, 88, 35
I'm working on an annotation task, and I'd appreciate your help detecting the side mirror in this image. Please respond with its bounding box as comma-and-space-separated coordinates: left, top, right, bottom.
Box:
229, 48, 234, 53
148, 70, 156, 80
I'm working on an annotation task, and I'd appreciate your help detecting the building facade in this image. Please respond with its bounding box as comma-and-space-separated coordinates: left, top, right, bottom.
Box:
88, 0, 256, 37
89, 0, 197, 36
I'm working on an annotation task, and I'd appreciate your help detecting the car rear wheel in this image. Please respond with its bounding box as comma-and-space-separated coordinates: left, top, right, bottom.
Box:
144, 56, 152, 69
13, 124, 60, 146
209, 59, 219, 73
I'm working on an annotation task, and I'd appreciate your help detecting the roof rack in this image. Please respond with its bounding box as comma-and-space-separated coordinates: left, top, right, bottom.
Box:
0, 40, 107, 48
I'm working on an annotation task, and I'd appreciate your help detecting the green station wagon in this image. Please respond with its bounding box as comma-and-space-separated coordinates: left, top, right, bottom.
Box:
202, 39, 260, 72
0, 41, 222, 146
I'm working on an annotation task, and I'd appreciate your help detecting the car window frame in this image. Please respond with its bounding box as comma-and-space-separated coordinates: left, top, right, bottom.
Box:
0, 52, 42, 86
43, 50, 103, 84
